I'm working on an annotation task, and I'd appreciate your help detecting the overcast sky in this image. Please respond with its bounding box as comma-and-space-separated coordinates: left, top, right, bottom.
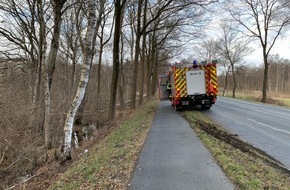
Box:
245, 30, 290, 66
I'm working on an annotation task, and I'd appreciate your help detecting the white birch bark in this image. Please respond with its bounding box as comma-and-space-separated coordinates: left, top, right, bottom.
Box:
43, 0, 67, 150
62, 0, 97, 162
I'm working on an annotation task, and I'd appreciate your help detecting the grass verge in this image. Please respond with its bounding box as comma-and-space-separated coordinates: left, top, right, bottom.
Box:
223, 90, 290, 108
184, 110, 290, 190
48, 99, 158, 190
273, 97, 290, 107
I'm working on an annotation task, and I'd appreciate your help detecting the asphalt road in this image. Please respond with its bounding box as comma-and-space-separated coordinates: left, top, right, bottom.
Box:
205, 97, 290, 170
128, 101, 234, 190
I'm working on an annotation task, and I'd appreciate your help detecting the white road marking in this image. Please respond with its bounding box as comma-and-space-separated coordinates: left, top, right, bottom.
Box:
246, 119, 290, 147
234, 104, 289, 120
219, 98, 290, 120
247, 118, 290, 135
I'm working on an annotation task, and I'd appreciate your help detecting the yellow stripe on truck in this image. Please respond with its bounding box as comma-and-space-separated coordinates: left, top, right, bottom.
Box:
210, 66, 218, 94
174, 68, 188, 98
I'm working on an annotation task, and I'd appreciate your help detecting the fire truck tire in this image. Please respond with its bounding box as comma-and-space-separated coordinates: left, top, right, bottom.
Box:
201, 105, 211, 110
175, 105, 183, 111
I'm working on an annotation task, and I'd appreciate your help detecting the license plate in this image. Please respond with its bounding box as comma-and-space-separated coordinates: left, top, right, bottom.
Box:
181, 101, 188, 105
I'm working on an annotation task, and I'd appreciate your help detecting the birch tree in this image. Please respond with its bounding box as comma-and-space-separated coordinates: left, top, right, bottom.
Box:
62, 0, 97, 162
60, 1, 83, 87
228, 0, 290, 102
75, 0, 111, 125
43, 0, 68, 150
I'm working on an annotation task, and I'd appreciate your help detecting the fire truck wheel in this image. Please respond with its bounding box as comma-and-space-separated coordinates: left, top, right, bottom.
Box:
175, 105, 182, 111
201, 105, 211, 110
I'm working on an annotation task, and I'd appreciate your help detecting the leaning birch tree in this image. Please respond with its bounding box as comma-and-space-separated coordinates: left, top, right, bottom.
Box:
62, 0, 97, 162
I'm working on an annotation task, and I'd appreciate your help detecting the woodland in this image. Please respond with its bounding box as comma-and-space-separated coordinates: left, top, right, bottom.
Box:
0, 0, 290, 188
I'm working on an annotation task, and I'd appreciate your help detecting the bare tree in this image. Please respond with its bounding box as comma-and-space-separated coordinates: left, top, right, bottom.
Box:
129, 0, 218, 108
43, 0, 68, 151
138, 0, 148, 105
75, 0, 112, 125
0, 0, 48, 132
228, 0, 290, 102
59, 1, 83, 87
62, 0, 97, 162
196, 38, 232, 96
96, 1, 114, 95
219, 59, 231, 96
218, 22, 251, 98
0, 0, 68, 150
268, 54, 290, 93
129, 0, 143, 109
108, 0, 127, 120
195, 38, 220, 62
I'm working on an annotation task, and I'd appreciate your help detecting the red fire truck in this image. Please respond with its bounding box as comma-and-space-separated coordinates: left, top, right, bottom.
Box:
158, 61, 218, 110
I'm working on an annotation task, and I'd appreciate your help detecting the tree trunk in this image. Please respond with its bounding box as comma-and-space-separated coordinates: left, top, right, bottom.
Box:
146, 35, 154, 98
231, 63, 236, 98
95, 0, 107, 96
138, 0, 147, 105
43, 0, 67, 150
71, 53, 77, 88
151, 62, 158, 96
223, 74, 228, 97
118, 32, 125, 108
149, 33, 158, 97
275, 64, 279, 93
62, 0, 97, 162
75, 0, 104, 125
138, 33, 146, 105
118, 64, 125, 108
262, 49, 269, 103
151, 50, 158, 96
146, 45, 151, 97
29, 61, 42, 133
108, 0, 126, 119
130, 0, 142, 109
37, 0, 48, 150
97, 44, 103, 95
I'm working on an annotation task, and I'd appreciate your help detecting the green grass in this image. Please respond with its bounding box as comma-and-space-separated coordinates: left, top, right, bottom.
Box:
48, 99, 158, 190
184, 111, 290, 190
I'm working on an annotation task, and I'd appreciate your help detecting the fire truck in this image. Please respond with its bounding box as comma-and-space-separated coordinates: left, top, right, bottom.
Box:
158, 61, 218, 110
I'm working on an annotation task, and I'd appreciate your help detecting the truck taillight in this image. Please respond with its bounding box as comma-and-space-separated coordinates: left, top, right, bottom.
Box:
176, 90, 180, 97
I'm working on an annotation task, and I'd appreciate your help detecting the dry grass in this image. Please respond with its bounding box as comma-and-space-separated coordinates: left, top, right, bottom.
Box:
224, 90, 290, 107
0, 63, 129, 189
47, 99, 157, 190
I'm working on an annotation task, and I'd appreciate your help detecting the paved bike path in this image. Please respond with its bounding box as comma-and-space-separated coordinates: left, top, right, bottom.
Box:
128, 101, 235, 190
